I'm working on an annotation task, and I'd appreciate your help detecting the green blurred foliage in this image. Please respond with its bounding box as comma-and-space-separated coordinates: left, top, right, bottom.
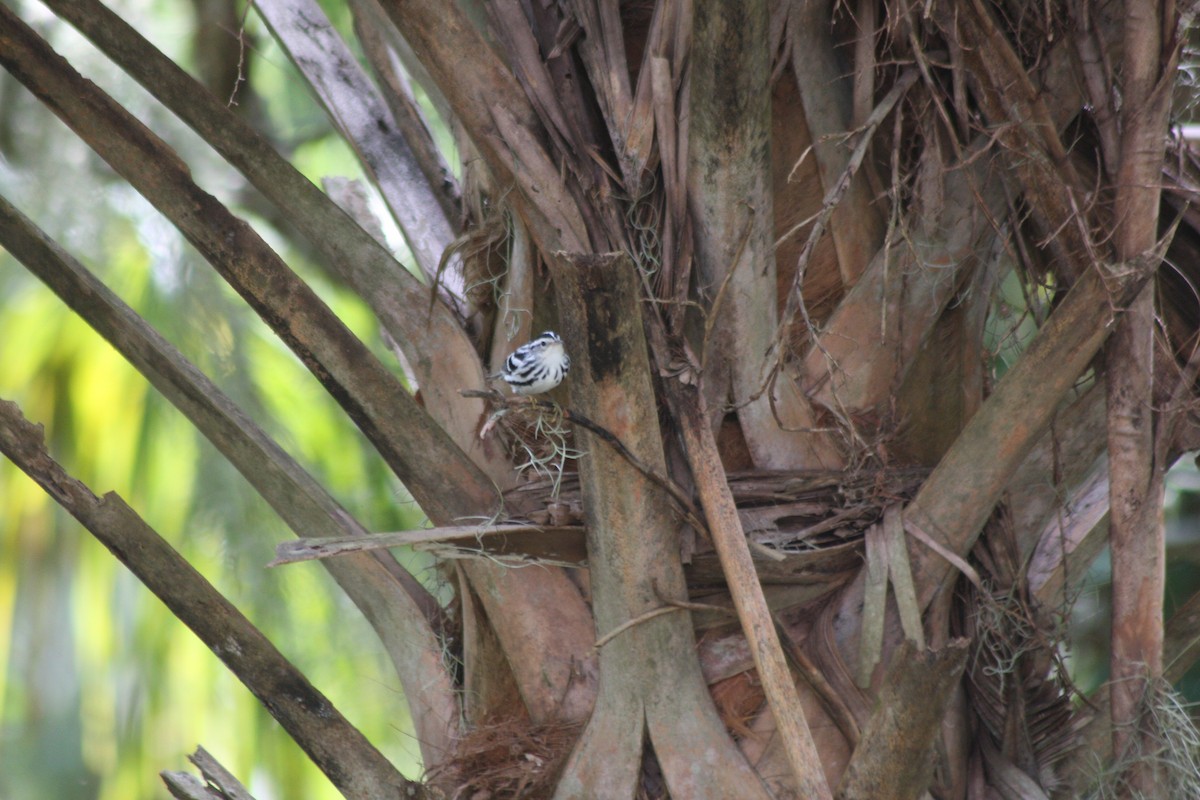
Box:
1066, 465, 1200, 700
0, 3, 428, 798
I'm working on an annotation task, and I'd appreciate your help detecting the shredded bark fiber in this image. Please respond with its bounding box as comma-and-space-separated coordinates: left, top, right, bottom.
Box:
426, 719, 583, 800
711, 671, 767, 741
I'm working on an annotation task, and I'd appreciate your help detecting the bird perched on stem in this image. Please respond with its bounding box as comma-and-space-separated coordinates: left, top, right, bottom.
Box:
492, 331, 570, 395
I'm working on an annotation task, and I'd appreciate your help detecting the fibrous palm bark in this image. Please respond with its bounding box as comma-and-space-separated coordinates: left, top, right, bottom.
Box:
3, 1, 1200, 798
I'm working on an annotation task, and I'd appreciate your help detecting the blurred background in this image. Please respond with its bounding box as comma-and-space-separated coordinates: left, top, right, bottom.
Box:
1, 2, 1199, 799
0, 2, 434, 797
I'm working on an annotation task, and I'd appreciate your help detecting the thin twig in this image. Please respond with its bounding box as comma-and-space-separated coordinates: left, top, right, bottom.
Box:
593, 606, 687, 648
559, 405, 707, 532
226, 1, 252, 107
591, 597, 738, 649
772, 66, 918, 349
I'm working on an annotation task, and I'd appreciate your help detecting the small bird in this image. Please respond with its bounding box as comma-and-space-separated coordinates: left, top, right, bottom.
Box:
493, 330, 570, 395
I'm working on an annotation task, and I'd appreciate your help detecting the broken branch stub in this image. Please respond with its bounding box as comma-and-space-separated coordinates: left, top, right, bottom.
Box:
836, 639, 971, 800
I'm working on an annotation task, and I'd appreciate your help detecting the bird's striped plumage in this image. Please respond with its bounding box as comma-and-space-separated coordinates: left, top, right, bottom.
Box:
495, 331, 570, 395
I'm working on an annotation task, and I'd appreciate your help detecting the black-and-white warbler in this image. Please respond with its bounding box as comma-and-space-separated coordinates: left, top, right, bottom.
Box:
493, 331, 570, 395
